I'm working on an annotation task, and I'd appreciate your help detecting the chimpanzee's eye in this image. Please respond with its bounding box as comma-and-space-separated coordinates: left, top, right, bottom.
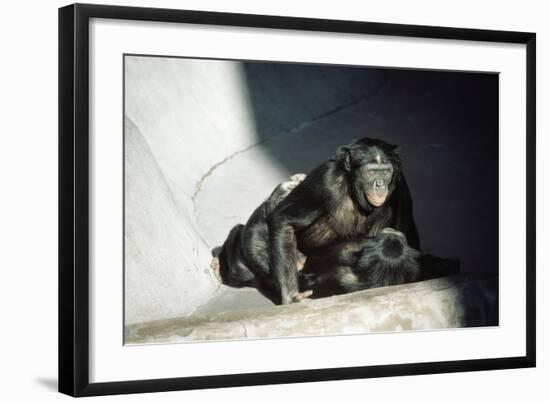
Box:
383, 170, 391, 176
368, 170, 376, 176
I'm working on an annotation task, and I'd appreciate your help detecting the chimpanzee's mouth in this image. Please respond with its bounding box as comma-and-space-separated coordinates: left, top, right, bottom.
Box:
366, 192, 387, 207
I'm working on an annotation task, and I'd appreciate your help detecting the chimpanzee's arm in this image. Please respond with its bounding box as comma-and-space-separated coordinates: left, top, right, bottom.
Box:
268, 200, 323, 304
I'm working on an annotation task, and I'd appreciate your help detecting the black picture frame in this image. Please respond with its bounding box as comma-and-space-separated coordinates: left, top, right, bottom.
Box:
59, 3, 536, 397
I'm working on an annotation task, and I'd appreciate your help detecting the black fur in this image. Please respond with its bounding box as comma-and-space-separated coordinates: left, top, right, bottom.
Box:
217, 175, 307, 303
299, 229, 422, 298
217, 138, 458, 304
266, 138, 420, 303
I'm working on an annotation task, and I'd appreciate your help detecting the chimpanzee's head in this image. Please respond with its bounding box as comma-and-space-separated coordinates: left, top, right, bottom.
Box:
336, 137, 401, 212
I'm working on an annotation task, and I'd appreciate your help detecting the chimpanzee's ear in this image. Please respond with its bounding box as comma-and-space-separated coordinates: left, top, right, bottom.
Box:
336, 145, 352, 171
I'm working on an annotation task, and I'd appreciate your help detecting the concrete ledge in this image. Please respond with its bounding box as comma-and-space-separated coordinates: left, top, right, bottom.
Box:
125, 275, 497, 344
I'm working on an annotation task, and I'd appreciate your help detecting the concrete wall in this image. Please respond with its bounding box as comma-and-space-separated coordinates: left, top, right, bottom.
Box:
124, 118, 218, 324
124, 56, 386, 324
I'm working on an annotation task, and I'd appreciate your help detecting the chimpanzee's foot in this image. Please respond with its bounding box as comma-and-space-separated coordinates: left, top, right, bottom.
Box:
266, 174, 308, 212
290, 173, 306, 183
280, 173, 306, 194
210, 256, 222, 283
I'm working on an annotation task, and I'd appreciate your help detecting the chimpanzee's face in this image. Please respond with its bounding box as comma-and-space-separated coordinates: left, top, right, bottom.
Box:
337, 138, 400, 212
341, 143, 398, 211
358, 149, 394, 207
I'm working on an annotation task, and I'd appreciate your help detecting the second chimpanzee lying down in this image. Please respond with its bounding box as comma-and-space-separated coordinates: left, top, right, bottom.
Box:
214, 175, 458, 303
213, 139, 460, 304
298, 227, 458, 299
299, 228, 421, 298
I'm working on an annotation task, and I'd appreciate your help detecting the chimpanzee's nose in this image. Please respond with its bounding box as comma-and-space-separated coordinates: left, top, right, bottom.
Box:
375, 179, 384, 188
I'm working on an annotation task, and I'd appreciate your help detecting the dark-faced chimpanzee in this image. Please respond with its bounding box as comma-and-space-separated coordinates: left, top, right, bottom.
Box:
214, 138, 459, 304
299, 228, 422, 298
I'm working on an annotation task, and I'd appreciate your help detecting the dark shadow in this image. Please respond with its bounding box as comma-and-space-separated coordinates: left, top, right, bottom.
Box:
35, 377, 58, 392
242, 62, 387, 141
454, 274, 499, 327
374, 70, 499, 278
240, 62, 499, 278
240, 62, 388, 174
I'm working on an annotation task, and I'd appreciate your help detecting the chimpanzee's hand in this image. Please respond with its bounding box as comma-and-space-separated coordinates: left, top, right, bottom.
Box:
292, 290, 313, 302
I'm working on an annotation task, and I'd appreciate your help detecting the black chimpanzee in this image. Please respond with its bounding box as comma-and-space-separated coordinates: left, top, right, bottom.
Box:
213, 173, 310, 303
298, 228, 422, 298
213, 138, 459, 304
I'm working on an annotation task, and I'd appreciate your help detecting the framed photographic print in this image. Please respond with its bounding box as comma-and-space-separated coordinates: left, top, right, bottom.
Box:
58, 3, 536, 397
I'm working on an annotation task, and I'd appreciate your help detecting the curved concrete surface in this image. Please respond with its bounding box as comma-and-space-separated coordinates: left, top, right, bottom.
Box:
124, 118, 218, 324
